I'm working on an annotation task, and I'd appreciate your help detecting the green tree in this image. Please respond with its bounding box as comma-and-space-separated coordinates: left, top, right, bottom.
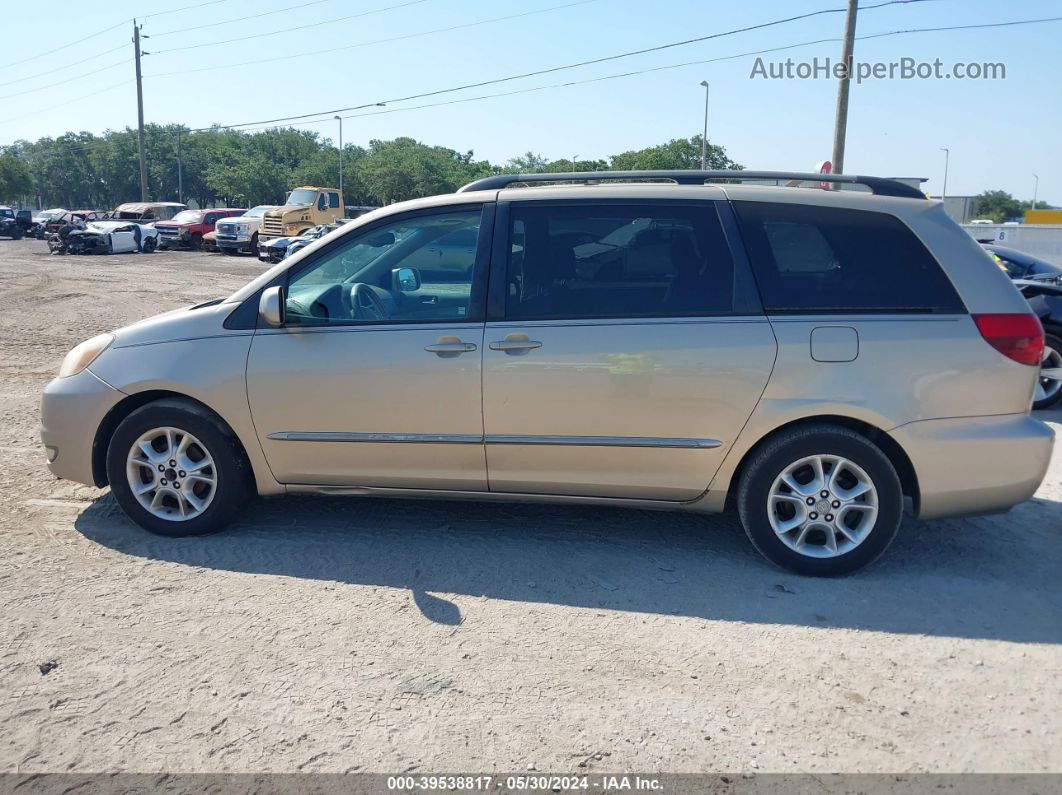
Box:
609, 135, 740, 171
0, 147, 34, 202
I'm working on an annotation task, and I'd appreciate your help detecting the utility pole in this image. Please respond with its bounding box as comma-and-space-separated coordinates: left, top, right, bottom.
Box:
133, 21, 148, 202
699, 80, 710, 169
176, 127, 183, 204
334, 115, 343, 202
939, 147, 949, 203
830, 0, 858, 177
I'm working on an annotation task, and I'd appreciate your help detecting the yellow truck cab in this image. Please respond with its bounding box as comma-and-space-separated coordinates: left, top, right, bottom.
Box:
260, 187, 344, 242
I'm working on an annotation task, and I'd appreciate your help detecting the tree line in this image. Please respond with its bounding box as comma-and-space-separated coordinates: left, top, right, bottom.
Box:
0, 125, 740, 210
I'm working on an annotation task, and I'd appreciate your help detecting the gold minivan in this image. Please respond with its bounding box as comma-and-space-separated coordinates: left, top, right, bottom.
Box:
41, 171, 1054, 575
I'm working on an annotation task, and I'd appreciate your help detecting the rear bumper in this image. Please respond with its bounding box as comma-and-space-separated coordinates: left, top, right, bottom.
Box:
890, 413, 1055, 519
40, 368, 124, 487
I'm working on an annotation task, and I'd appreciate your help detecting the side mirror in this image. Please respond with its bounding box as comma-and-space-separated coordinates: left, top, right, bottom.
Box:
259, 285, 286, 327
369, 231, 396, 248
392, 267, 421, 293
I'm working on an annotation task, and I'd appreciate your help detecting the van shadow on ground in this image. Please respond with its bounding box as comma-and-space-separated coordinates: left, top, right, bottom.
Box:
75, 465, 1062, 645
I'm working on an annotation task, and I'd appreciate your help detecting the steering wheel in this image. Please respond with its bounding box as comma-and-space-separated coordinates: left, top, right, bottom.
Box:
347, 282, 389, 321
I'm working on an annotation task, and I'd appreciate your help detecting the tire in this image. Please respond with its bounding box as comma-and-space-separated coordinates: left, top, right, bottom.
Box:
737, 424, 903, 576
250, 232, 259, 255
141, 236, 157, 254
188, 235, 202, 251
106, 398, 253, 537
1033, 333, 1062, 410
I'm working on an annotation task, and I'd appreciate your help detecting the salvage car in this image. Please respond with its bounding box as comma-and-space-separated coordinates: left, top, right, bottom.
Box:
42, 169, 1056, 576
257, 224, 328, 264
215, 205, 279, 255
58, 220, 160, 255
1016, 279, 1062, 409
155, 208, 246, 250
984, 244, 1062, 284
112, 201, 187, 223
0, 206, 24, 239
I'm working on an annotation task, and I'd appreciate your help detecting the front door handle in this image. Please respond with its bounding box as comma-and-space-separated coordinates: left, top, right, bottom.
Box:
424, 335, 477, 357
489, 333, 543, 354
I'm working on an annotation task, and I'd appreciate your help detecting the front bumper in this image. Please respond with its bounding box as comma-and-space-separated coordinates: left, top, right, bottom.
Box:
157, 230, 189, 247
40, 368, 124, 487
890, 412, 1055, 519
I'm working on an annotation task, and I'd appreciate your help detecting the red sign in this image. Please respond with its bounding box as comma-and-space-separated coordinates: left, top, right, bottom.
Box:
816, 160, 833, 190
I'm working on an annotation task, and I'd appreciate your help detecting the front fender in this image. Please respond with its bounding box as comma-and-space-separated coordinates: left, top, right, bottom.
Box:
87, 334, 282, 495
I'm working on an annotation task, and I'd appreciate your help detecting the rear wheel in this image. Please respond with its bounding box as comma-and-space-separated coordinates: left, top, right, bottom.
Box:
106, 399, 252, 537
1033, 333, 1062, 410
737, 425, 903, 576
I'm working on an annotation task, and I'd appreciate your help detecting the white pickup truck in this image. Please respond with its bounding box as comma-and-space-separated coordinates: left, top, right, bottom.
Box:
214, 205, 278, 255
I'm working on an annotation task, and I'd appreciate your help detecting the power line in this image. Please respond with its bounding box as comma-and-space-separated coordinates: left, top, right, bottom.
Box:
231, 14, 1062, 132
0, 81, 132, 126
0, 58, 132, 101
0, 42, 127, 86
150, 0, 432, 55
191, 0, 936, 131
0, 20, 127, 70
0, 0, 232, 72
150, 0, 334, 38
139, 0, 233, 20
146, 0, 600, 78
10, 12, 1056, 152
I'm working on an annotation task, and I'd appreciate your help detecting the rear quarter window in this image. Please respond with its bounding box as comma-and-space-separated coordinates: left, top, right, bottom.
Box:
734, 201, 965, 314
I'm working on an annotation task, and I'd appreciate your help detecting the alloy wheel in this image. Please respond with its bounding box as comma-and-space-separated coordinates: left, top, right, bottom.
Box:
767, 454, 879, 558
1036, 343, 1062, 404
126, 426, 217, 521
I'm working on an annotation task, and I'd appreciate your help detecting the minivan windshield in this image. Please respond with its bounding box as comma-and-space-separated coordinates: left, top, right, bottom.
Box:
286, 189, 318, 206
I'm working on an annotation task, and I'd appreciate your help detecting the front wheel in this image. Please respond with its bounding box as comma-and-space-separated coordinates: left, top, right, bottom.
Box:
737, 425, 903, 576
141, 236, 157, 253
106, 399, 252, 536
1033, 333, 1062, 410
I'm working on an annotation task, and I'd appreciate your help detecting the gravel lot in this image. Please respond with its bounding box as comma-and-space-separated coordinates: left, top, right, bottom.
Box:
0, 237, 1059, 775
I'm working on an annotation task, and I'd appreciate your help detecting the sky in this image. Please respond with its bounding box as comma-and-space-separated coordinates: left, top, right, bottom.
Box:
2, 0, 1059, 202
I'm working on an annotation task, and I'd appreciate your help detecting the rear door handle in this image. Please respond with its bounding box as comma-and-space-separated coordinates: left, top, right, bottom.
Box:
424, 335, 477, 357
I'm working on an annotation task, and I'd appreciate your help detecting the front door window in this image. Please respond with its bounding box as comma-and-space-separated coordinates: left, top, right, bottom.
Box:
285, 209, 483, 325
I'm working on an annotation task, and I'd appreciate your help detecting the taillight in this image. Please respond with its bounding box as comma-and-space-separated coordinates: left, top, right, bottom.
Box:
972, 313, 1044, 366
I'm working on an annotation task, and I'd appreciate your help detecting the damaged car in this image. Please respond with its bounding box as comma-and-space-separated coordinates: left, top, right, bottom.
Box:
53, 220, 160, 255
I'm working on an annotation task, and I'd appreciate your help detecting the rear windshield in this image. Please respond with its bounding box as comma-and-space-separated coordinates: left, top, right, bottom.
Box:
734, 201, 965, 314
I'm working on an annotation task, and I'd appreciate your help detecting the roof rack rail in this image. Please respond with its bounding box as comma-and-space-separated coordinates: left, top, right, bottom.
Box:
457, 170, 925, 199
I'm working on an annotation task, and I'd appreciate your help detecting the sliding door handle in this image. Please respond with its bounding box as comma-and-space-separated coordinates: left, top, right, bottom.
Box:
489, 339, 542, 351
489, 333, 542, 353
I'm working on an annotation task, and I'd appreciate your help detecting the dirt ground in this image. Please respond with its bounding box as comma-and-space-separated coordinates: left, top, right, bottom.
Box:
0, 237, 1059, 775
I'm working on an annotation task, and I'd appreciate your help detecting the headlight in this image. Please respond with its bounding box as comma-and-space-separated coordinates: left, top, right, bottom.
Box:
286, 223, 301, 232
58, 334, 114, 378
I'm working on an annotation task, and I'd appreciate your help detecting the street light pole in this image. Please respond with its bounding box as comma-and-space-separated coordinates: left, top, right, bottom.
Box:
334, 115, 343, 202
699, 80, 709, 169
1033, 173, 1039, 208
939, 147, 949, 203
572, 154, 578, 174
